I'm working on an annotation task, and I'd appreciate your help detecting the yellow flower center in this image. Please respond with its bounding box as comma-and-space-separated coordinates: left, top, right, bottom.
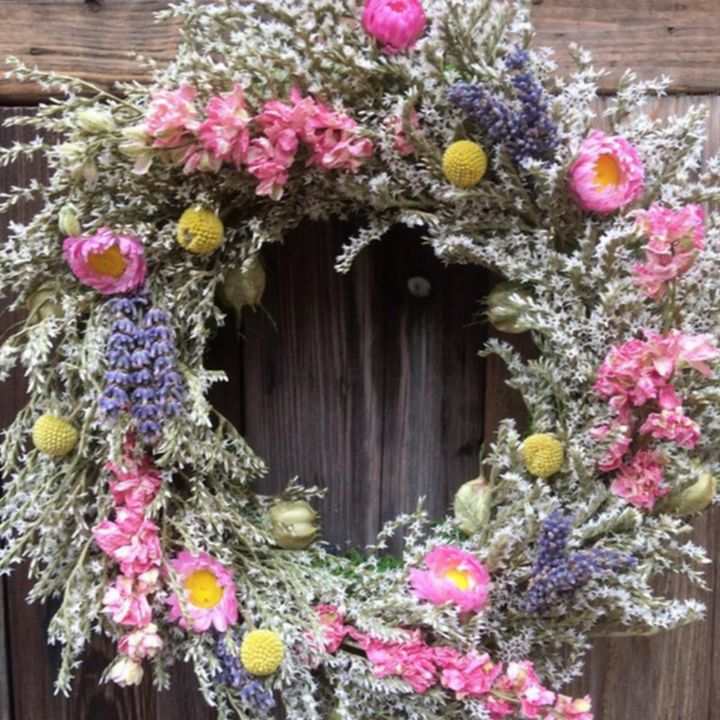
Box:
184, 569, 224, 609
87, 244, 127, 278
593, 153, 622, 188
445, 568, 472, 590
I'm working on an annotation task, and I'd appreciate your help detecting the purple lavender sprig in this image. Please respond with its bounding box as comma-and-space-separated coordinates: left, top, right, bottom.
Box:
525, 511, 635, 615
214, 633, 276, 714
448, 47, 558, 165
99, 289, 184, 445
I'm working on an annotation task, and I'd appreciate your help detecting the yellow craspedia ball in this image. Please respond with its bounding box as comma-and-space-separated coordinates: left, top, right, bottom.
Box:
31, 414, 78, 457
442, 140, 488, 188
521, 434, 564, 479
240, 629, 285, 676
176, 206, 224, 255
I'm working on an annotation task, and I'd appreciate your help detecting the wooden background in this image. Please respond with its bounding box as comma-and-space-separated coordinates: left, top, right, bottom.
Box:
1, 2, 719, 719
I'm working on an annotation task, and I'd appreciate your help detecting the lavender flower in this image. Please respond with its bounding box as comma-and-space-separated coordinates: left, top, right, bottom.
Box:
448, 48, 558, 164
214, 633, 276, 714
525, 510, 635, 614
99, 289, 184, 445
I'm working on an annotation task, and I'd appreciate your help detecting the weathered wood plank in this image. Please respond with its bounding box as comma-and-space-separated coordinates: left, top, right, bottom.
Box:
0, 0, 719, 104
241, 223, 388, 548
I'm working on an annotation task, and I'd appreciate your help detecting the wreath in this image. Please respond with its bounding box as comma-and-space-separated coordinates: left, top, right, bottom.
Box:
1, 1, 718, 718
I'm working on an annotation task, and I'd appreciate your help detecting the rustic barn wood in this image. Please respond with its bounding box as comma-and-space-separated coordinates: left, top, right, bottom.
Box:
1, 15, 720, 720
0, 0, 719, 101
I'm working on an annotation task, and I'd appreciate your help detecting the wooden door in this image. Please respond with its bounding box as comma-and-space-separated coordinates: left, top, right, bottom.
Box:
1, 2, 719, 719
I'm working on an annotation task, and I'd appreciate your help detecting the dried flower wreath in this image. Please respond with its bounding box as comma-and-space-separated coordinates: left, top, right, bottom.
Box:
1, 1, 719, 718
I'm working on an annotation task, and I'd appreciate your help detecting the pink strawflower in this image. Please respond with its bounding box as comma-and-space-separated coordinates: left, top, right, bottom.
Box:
553, 694, 594, 720
611, 450, 669, 510
568, 130, 644, 214
197, 84, 252, 167
93, 508, 162, 577
118, 623, 164, 661
102, 575, 153, 627
409, 546, 490, 612
362, 0, 427, 53
144, 84, 199, 148
313, 604, 348, 654
639, 408, 701, 448
107, 456, 162, 513
633, 204, 705, 300
167, 551, 238, 632
63, 228, 147, 295
435, 647, 502, 699
357, 631, 438, 693
392, 108, 420, 156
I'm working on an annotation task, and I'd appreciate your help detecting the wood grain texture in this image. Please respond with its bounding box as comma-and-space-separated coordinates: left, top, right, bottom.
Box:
1, 1, 720, 103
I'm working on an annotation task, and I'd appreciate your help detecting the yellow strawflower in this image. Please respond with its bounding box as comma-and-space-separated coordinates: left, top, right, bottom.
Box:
521, 434, 564, 479
32, 415, 78, 456
176, 206, 224, 255
240, 629, 285, 676
442, 140, 488, 188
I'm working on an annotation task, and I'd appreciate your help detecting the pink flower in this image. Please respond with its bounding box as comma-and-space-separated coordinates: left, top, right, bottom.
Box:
246, 135, 297, 200
409, 546, 490, 612
167, 551, 238, 632
63, 228, 147, 295
107, 456, 162, 512
553, 694, 594, 720
118, 623, 163, 661
144, 84, 199, 148
93, 509, 162, 577
313, 604, 348, 654
633, 204, 705, 300
611, 450, 669, 510
591, 423, 633, 472
435, 648, 502, 698
362, 0, 427, 53
392, 109, 420, 156
568, 130, 644, 213
197, 84, 252, 167
102, 575, 153, 627
639, 408, 701, 448
357, 631, 438, 693
302, 101, 373, 172
645, 329, 719, 378
493, 661, 555, 719
256, 91, 318, 142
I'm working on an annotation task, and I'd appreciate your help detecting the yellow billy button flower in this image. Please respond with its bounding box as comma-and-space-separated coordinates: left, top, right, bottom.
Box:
31, 414, 78, 456
184, 569, 224, 609
521, 433, 564, 479
442, 140, 488, 188
240, 629, 285, 676
176, 206, 224, 255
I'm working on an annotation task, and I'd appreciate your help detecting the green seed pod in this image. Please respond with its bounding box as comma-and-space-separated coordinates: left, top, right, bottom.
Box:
669, 471, 717, 516
27, 284, 63, 322
269, 500, 319, 550
453, 476, 492, 535
486, 282, 533, 334
58, 205, 81, 237
76, 108, 116, 134
220, 256, 266, 315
